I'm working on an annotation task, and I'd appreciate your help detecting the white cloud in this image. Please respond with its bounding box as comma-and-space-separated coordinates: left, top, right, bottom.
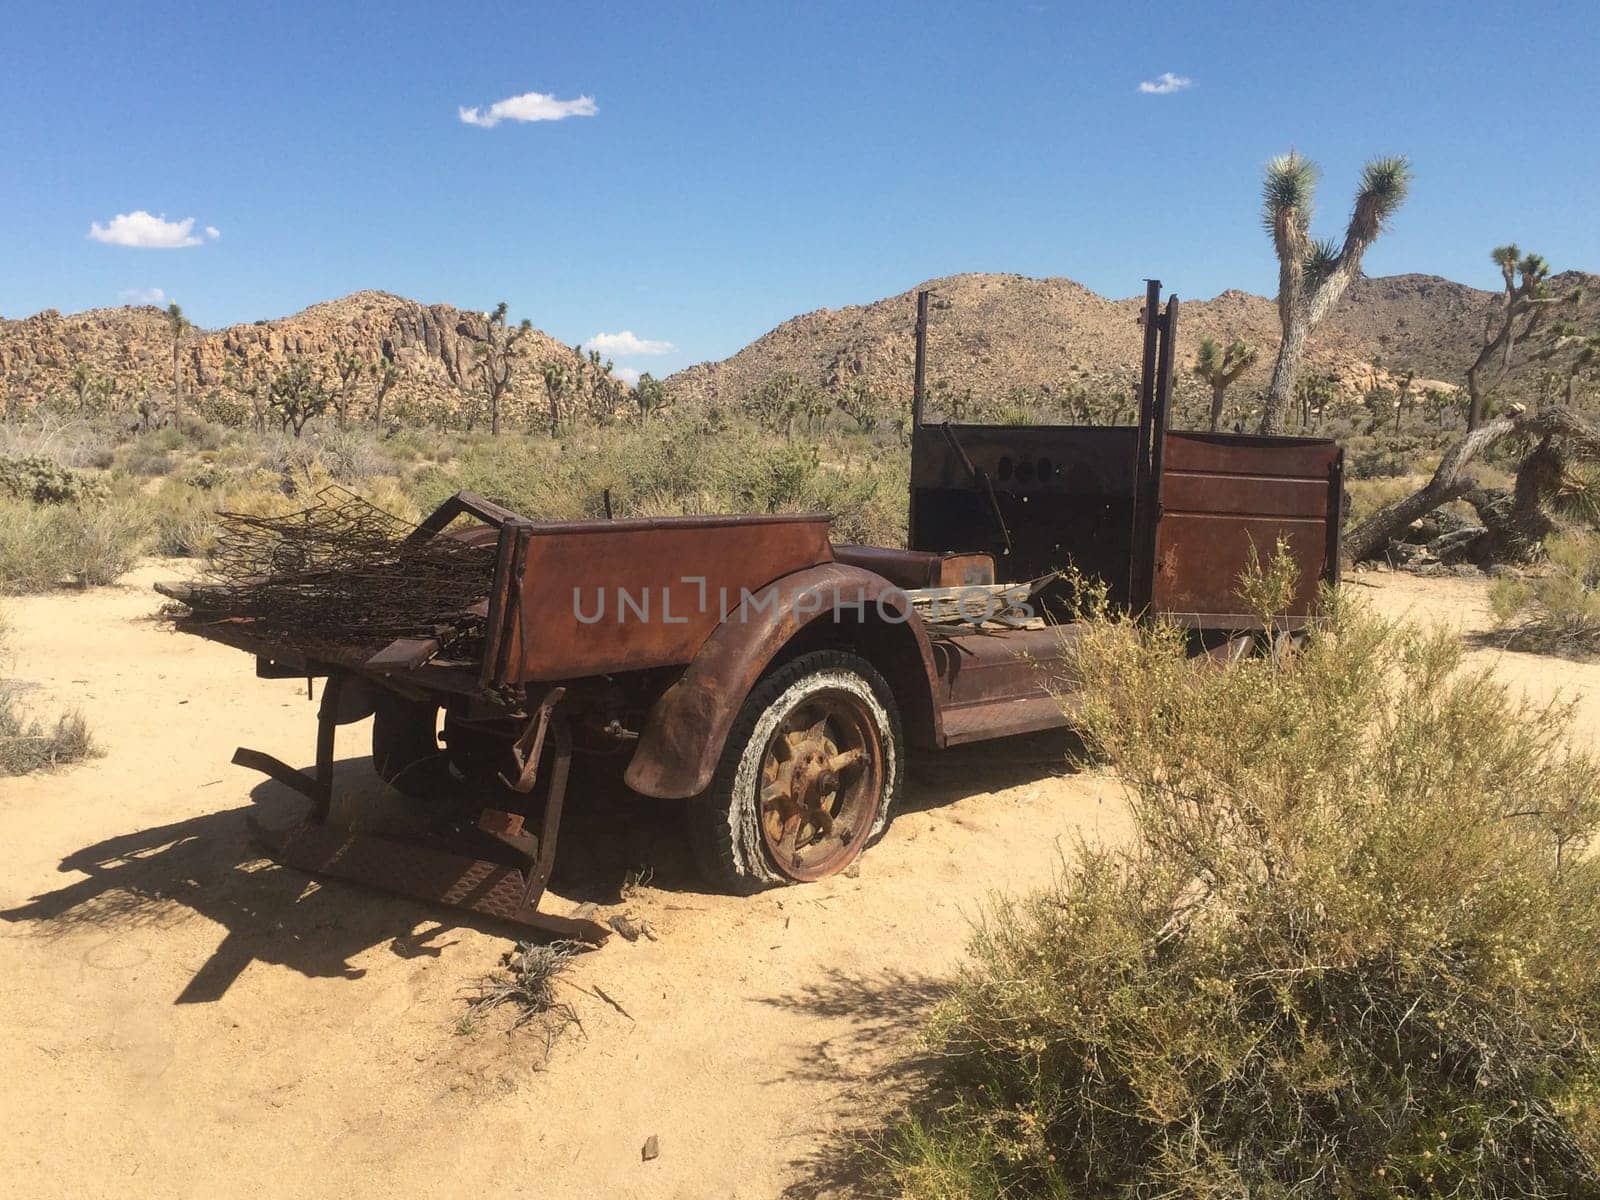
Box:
458, 91, 597, 128
118, 286, 166, 305
586, 330, 675, 356
204, 225, 220, 240
1138, 72, 1192, 95
612, 366, 642, 386
88, 210, 218, 248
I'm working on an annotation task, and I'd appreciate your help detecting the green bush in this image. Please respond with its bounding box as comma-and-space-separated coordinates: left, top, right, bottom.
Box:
410, 417, 909, 545
0, 454, 107, 504
0, 498, 150, 591
883, 582, 1600, 1198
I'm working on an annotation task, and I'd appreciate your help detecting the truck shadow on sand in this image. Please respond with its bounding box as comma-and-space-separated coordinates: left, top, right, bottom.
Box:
1, 731, 1080, 1006
0, 756, 484, 1003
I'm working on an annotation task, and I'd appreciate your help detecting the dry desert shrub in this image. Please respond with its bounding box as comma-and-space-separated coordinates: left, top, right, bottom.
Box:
883, 560, 1600, 1199
1491, 532, 1600, 659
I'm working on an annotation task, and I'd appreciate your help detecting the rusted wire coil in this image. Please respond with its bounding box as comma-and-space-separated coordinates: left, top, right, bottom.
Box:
203, 486, 495, 652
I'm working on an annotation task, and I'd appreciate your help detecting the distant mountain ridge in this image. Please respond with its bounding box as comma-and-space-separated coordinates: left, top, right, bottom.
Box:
3, 270, 1593, 425
664, 270, 1596, 417
0, 291, 606, 426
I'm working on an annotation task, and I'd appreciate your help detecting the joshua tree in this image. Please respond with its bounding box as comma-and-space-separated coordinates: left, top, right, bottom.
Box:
329, 349, 365, 429
1293, 373, 1337, 429
1393, 368, 1416, 434
1564, 336, 1600, 405
634, 372, 667, 420
224, 358, 271, 432
166, 301, 192, 422
1258, 153, 1411, 434
837, 380, 885, 433
540, 360, 572, 436
462, 302, 532, 436
69, 363, 112, 415
1464, 246, 1585, 428
582, 349, 625, 423
268, 358, 329, 438
1423, 386, 1458, 429
1190, 337, 1259, 431
369, 358, 401, 427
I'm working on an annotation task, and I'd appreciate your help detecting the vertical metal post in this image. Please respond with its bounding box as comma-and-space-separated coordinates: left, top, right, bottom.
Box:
1134, 280, 1161, 447
1325, 450, 1345, 593
1129, 280, 1163, 606
312, 674, 344, 823
1134, 294, 1180, 615
907, 289, 931, 551
1150, 294, 1179, 475
911, 289, 929, 430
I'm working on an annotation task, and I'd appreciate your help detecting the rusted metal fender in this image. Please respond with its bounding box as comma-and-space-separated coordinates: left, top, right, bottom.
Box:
623, 563, 943, 800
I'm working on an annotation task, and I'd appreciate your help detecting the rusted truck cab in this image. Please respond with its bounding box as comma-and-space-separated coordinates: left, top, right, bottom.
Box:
168, 282, 1341, 939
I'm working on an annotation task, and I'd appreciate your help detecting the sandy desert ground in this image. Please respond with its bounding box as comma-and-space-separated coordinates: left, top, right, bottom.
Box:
1, 564, 1595, 1200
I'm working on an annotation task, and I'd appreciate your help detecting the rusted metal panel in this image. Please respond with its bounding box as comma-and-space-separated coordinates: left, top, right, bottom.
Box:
931, 624, 1075, 744
830, 545, 995, 590
908, 423, 1141, 616
934, 553, 997, 587
1151, 431, 1342, 623
497, 513, 834, 684
1161, 433, 1345, 478
1159, 471, 1330, 519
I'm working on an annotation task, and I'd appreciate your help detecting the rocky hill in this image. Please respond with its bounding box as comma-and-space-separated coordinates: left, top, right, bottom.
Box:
3, 271, 1592, 429
666, 270, 1596, 418
0, 291, 612, 427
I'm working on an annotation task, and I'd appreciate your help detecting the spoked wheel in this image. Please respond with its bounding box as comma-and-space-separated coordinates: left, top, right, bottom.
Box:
756, 690, 884, 882
687, 650, 902, 894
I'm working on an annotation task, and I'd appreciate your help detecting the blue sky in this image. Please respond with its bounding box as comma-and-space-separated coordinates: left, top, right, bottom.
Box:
3, 1, 1596, 381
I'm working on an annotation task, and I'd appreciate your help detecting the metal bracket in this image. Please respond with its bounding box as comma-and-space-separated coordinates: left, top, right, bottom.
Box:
500, 686, 567, 794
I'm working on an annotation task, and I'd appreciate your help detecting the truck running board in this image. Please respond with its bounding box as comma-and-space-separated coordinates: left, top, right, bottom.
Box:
249, 818, 612, 944
231, 672, 610, 946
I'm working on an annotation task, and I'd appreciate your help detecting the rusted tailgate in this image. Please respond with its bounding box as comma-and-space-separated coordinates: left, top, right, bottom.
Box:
483, 513, 835, 684
1150, 432, 1343, 627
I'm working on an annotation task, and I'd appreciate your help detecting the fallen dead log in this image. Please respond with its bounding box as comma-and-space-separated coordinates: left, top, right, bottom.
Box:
1344, 406, 1600, 565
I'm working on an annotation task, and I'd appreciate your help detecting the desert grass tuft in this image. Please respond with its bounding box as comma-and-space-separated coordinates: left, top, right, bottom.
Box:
1490, 531, 1600, 659
459, 940, 585, 1038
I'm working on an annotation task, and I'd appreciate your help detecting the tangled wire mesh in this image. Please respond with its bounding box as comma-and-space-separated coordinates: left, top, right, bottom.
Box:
202, 487, 497, 653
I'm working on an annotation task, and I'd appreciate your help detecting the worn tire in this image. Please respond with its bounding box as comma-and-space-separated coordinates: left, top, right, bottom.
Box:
370, 693, 452, 798
686, 650, 902, 895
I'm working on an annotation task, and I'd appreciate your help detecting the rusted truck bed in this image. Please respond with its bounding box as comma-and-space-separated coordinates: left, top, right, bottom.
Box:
163, 279, 1341, 936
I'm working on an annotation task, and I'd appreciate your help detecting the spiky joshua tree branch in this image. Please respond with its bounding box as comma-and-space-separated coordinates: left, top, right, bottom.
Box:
1191, 337, 1259, 431
1258, 152, 1411, 434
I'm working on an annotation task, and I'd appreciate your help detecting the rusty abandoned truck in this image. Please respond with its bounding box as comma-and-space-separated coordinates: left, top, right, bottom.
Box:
163, 283, 1343, 943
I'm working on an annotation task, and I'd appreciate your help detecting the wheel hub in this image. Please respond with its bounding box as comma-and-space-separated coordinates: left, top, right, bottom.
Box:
757, 691, 881, 881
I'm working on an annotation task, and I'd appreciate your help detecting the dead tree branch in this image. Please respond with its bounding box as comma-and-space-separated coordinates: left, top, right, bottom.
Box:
1344, 406, 1600, 565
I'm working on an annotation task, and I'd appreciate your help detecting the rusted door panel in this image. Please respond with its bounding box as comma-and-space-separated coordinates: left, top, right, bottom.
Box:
1151, 432, 1341, 625
495, 514, 835, 684
1153, 515, 1329, 622
1159, 472, 1330, 519
1161, 434, 1343, 478
909, 424, 1141, 615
